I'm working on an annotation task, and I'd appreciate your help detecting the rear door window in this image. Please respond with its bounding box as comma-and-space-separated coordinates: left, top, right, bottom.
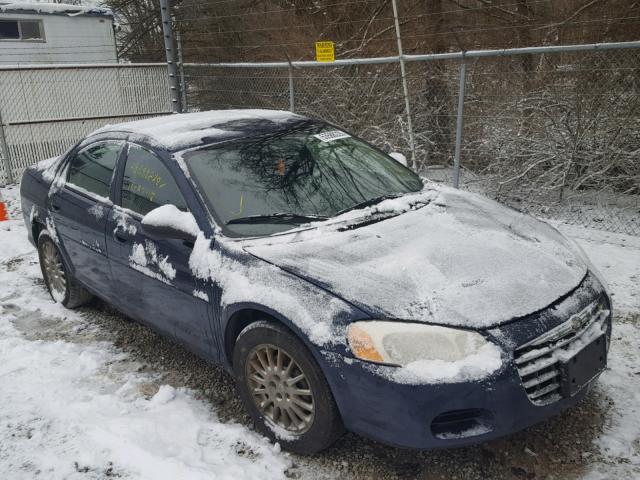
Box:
67, 141, 123, 199
121, 144, 188, 216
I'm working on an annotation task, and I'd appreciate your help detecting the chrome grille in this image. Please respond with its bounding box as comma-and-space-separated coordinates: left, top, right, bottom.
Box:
514, 299, 608, 406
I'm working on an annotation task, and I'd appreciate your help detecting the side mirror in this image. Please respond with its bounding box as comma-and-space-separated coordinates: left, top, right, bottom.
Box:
389, 152, 408, 167
141, 204, 199, 242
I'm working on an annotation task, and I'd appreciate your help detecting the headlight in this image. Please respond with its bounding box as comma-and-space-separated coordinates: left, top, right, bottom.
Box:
347, 321, 494, 366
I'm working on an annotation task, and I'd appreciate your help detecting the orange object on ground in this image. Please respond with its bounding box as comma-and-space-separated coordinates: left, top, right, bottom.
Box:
0, 192, 8, 221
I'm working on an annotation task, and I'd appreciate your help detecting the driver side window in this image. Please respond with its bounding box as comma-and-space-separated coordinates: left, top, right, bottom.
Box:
121, 144, 188, 216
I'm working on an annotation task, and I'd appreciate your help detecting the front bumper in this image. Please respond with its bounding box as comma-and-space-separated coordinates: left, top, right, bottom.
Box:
318, 274, 612, 449
319, 352, 600, 449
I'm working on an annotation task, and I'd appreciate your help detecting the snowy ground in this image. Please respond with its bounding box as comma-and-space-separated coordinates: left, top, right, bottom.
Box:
0, 183, 638, 479
0, 185, 289, 478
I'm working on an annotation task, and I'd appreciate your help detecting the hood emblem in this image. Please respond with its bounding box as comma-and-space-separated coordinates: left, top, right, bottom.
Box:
516, 300, 599, 350
570, 314, 588, 333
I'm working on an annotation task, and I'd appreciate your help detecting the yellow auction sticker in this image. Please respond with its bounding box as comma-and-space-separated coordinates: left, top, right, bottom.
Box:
315, 41, 335, 62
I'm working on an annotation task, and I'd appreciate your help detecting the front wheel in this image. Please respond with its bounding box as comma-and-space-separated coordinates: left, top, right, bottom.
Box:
233, 321, 344, 454
38, 230, 92, 308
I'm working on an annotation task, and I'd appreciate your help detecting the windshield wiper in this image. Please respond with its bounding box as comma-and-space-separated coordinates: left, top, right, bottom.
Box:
226, 213, 328, 225
335, 193, 403, 216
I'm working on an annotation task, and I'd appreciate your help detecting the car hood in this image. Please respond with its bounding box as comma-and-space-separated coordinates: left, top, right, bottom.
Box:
243, 187, 587, 329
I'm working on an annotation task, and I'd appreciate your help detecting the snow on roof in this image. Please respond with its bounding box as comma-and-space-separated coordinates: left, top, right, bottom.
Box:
93, 109, 307, 150
0, 2, 113, 17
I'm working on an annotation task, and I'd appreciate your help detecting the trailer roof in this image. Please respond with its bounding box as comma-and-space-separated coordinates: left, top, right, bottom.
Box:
0, 2, 113, 18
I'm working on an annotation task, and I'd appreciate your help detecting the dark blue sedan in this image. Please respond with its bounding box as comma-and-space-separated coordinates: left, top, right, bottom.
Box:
20, 110, 612, 454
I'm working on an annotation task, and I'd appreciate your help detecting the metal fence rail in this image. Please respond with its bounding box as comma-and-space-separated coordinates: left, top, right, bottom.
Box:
179, 41, 640, 236
0, 63, 172, 184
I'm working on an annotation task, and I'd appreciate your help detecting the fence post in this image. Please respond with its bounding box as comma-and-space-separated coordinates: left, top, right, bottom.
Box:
288, 65, 295, 112
0, 110, 13, 185
452, 59, 467, 189
391, 0, 416, 168
159, 0, 182, 113
176, 30, 188, 111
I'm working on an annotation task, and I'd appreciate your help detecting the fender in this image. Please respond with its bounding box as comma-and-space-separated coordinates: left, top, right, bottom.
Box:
221, 301, 330, 369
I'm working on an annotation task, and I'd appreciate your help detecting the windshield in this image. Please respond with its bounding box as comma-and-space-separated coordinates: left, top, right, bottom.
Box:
183, 122, 423, 237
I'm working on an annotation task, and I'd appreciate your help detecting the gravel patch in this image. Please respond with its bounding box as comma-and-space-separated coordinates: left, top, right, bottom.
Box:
11, 294, 629, 480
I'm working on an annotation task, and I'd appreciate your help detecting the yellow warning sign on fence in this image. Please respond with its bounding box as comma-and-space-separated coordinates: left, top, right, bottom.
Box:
315, 41, 335, 62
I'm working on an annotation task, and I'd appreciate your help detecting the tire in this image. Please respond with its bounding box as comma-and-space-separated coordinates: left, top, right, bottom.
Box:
37, 230, 93, 309
233, 320, 344, 454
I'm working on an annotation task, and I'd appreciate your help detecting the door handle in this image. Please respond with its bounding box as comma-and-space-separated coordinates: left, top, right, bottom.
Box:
113, 229, 129, 243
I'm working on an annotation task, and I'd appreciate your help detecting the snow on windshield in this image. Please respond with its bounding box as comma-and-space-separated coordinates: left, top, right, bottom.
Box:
178, 122, 423, 237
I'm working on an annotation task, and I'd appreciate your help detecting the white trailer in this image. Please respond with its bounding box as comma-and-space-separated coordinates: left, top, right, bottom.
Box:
0, 2, 116, 64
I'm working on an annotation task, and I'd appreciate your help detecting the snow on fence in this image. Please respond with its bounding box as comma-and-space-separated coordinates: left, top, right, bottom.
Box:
178, 42, 640, 236
0, 63, 172, 184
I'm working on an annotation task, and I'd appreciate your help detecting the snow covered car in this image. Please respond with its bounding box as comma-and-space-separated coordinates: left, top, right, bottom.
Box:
20, 110, 612, 454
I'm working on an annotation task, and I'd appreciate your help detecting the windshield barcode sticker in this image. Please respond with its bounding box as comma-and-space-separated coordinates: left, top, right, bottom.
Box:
313, 130, 351, 143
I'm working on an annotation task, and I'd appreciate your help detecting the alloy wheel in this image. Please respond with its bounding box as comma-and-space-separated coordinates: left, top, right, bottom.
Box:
42, 240, 66, 301
246, 344, 315, 435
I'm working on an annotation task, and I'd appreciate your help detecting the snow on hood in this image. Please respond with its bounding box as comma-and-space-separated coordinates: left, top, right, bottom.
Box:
244, 187, 587, 329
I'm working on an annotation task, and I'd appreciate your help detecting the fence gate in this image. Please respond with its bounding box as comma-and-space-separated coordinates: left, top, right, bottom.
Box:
0, 63, 173, 184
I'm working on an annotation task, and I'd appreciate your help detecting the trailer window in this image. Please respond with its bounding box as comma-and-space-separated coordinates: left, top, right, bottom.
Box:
0, 21, 19, 40
20, 21, 43, 40
0, 20, 44, 41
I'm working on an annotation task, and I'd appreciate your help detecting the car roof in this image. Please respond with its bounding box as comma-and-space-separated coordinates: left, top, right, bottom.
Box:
91, 109, 312, 152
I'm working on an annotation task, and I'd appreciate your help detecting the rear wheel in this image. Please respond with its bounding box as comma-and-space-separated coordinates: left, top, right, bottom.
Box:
233, 321, 344, 454
38, 231, 92, 308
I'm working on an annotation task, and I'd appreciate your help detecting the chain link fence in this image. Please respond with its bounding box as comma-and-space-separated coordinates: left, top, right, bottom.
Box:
452, 48, 640, 236
180, 44, 640, 236
2, 27, 636, 236
0, 63, 173, 184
